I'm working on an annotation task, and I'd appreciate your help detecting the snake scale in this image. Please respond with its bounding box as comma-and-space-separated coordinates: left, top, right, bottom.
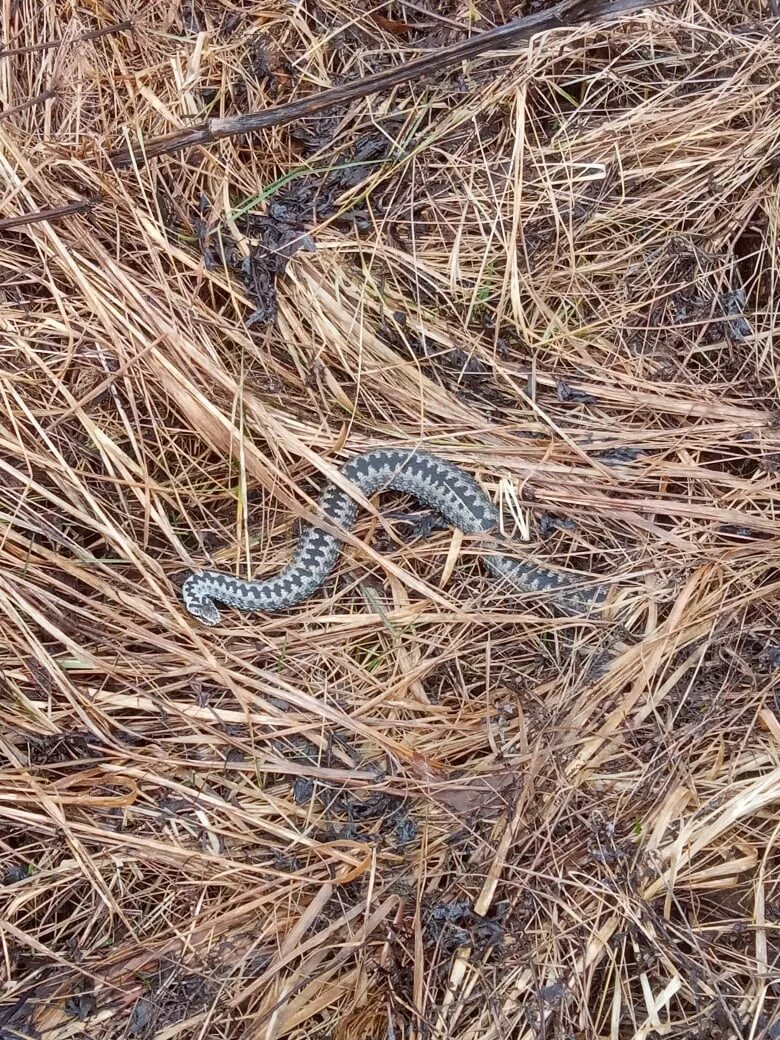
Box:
181, 449, 607, 626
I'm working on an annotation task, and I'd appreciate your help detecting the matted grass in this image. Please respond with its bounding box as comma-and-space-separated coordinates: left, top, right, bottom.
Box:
1, 0, 779, 1036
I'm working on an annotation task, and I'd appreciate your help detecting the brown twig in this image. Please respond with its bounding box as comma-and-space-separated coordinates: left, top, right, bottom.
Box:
0, 19, 132, 59
0, 197, 101, 230
108, 0, 669, 167
0, 89, 56, 121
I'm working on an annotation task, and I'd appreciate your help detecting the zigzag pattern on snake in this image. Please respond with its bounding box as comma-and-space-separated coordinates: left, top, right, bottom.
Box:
181, 449, 608, 626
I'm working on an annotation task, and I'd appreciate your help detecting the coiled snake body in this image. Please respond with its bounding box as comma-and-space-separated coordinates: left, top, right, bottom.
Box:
182, 449, 607, 626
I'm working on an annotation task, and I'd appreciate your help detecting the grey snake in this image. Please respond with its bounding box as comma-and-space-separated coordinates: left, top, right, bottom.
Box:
181, 448, 607, 626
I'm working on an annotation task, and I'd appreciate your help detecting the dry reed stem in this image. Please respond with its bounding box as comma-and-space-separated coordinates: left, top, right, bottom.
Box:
1, 0, 780, 1037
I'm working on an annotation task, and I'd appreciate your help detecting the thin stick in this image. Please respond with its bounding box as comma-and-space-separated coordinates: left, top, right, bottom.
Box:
108, 0, 669, 167
0, 89, 56, 121
0, 20, 133, 59
0, 197, 101, 230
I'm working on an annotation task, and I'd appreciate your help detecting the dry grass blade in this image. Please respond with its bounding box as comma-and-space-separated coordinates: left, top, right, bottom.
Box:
1, 0, 780, 1037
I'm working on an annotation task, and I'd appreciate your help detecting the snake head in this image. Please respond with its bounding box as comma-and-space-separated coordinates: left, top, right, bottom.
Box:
181, 574, 222, 626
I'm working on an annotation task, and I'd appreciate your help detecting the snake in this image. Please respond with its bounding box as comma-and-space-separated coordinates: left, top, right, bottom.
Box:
181, 448, 608, 626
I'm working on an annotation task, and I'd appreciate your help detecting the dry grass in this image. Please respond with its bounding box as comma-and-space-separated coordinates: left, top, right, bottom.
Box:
1, 0, 780, 1036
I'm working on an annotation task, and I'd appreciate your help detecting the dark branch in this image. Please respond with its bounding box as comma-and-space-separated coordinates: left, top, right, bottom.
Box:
0, 89, 56, 121
108, 0, 670, 168
0, 197, 101, 231
0, 20, 132, 59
